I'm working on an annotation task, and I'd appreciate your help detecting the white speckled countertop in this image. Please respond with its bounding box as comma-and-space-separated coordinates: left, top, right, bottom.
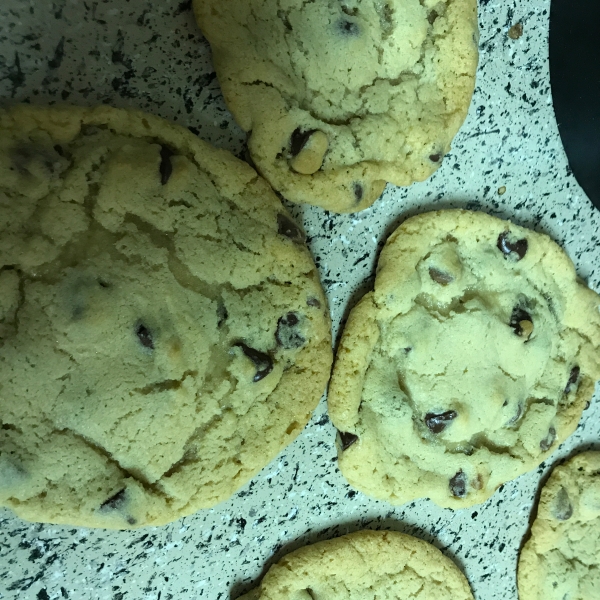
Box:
1, 1, 599, 599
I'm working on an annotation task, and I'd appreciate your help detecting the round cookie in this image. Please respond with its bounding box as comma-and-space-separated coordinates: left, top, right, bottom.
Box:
518, 451, 600, 600
238, 530, 474, 600
194, 0, 479, 213
0, 104, 332, 528
328, 209, 600, 508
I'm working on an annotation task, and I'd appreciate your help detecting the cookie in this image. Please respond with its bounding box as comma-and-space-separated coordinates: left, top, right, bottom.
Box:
194, 0, 478, 213
328, 209, 600, 508
0, 104, 332, 528
518, 451, 600, 600
238, 530, 474, 600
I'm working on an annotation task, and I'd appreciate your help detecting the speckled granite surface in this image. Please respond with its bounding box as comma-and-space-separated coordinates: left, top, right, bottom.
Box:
1, 1, 599, 599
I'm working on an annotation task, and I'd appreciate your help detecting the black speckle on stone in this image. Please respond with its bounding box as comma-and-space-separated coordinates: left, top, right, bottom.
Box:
48, 37, 65, 70
6, 52, 25, 98
37, 590, 50, 600
236, 517, 247, 531
61, 588, 69, 599
28, 547, 43, 561
174, 0, 192, 15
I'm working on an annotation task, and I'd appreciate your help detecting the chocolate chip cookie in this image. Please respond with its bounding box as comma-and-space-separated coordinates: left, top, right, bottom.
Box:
237, 530, 474, 599
518, 451, 600, 600
328, 210, 600, 508
194, 0, 478, 212
0, 104, 332, 528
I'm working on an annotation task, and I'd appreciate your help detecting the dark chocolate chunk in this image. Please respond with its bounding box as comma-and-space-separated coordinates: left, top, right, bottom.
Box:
507, 402, 523, 426
100, 489, 127, 511
98, 278, 110, 288
290, 128, 316, 157
276, 312, 305, 349
136, 323, 154, 350
159, 145, 174, 185
235, 343, 273, 382
428, 267, 454, 285
552, 487, 573, 521
277, 213, 305, 244
337, 19, 360, 36
126, 516, 137, 525
497, 231, 528, 260
425, 410, 457, 433
427, 10, 438, 24
217, 302, 228, 327
429, 153, 441, 162
307, 297, 321, 308
565, 366, 580, 394
353, 182, 364, 202
540, 426, 556, 451
509, 307, 533, 336
450, 470, 467, 497
53, 144, 65, 156
339, 430, 359, 450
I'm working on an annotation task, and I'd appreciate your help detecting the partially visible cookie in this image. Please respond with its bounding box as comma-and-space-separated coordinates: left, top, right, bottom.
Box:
238, 530, 474, 600
518, 451, 600, 600
194, 0, 478, 212
0, 104, 332, 528
328, 209, 600, 508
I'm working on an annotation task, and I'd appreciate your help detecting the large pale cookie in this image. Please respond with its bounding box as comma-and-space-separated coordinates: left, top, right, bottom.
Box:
518, 451, 600, 600
194, 0, 478, 212
238, 530, 474, 600
329, 209, 600, 507
0, 104, 332, 528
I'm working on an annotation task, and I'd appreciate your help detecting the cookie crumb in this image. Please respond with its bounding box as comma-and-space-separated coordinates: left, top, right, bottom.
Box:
508, 22, 523, 40
497, 185, 506, 195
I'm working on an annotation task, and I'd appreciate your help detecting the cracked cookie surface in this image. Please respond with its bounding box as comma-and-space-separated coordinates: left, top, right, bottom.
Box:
518, 451, 600, 600
328, 210, 600, 508
0, 104, 332, 528
237, 530, 474, 600
194, 0, 478, 213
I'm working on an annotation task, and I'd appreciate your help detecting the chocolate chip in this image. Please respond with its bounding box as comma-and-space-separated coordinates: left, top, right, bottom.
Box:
307, 297, 321, 308
235, 343, 273, 382
276, 312, 306, 349
450, 470, 467, 497
428, 267, 454, 285
290, 128, 316, 157
159, 145, 174, 185
53, 144, 64, 156
339, 431, 359, 450
126, 516, 137, 525
540, 426, 556, 451
425, 410, 457, 433
565, 366, 580, 394
427, 10, 438, 24
507, 402, 523, 426
100, 489, 127, 511
353, 182, 364, 202
509, 307, 533, 336
277, 213, 305, 244
305, 590, 316, 600
217, 302, 228, 327
552, 487, 573, 521
337, 19, 360, 36
497, 231, 528, 260
136, 323, 154, 350
98, 278, 110, 288
429, 153, 441, 162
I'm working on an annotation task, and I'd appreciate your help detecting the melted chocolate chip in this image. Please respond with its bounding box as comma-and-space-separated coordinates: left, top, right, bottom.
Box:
276, 312, 306, 349
353, 182, 364, 202
553, 487, 573, 521
509, 307, 532, 336
235, 343, 273, 382
100, 489, 127, 511
450, 470, 467, 497
339, 431, 359, 450
429, 267, 454, 285
429, 153, 441, 162
307, 297, 321, 308
425, 410, 457, 433
565, 366, 580, 394
290, 128, 316, 157
540, 426, 556, 451
277, 213, 305, 244
136, 323, 154, 350
338, 19, 360, 36
497, 231, 528, 260
159, 145, 174, 185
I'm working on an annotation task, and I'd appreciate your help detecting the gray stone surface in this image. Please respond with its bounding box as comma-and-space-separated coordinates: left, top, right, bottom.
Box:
0, 0, 599, 599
